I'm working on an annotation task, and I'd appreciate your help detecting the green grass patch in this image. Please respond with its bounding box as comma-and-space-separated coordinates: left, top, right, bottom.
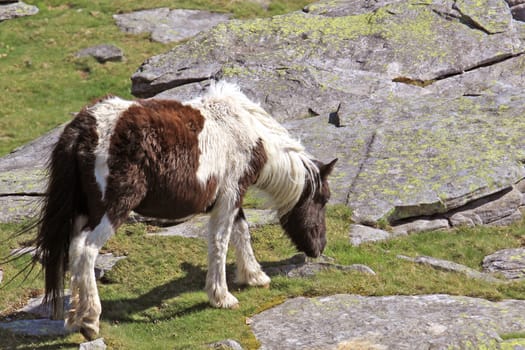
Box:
1, 210, 525, 348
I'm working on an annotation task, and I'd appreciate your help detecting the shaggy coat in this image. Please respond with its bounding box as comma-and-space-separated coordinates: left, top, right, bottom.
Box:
34, 81, 336, 340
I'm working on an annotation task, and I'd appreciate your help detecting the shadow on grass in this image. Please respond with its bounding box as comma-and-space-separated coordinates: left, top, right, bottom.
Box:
0, 328, 78, 350
101, 262, 209, 323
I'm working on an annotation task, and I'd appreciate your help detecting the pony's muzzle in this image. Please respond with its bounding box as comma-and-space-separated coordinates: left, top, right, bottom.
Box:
304, 235, 326, 258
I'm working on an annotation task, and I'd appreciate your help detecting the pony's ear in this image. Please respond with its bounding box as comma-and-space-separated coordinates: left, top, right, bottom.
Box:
320, 158, 337, 179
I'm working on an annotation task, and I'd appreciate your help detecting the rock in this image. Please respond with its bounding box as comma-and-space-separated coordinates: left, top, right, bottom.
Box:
250, 294, 525, 349
19, 293, 70, 318
76, 44, 124, 63
79, 338, 107, 350
131, 0, 525, 229
516, 178, 525, 194
209, 339, 244, 350
0, 268, 3, 284
0, 319, 70, 336
487, 209, 523, 227
0, 1, 38, 22
0, 126, 62, 223
391, 218, 450, 236
397, 255, 501, 283
505, 0, 525, 21
264, 253, 375, 278
349, 224, 391, 246
482, 248, 525, 279
448, 187, 524, 227
94, 253, 126, 279
453, 0, 511, 34
113, 8, 230, 44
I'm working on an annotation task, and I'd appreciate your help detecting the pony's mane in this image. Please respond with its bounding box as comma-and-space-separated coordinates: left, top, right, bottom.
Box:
193, 81, 320, 216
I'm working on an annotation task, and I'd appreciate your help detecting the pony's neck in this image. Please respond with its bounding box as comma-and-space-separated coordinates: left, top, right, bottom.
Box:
255, 149, 318, 218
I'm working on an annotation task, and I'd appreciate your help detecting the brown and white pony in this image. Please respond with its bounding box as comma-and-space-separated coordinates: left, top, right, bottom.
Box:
34, 81, 337, 340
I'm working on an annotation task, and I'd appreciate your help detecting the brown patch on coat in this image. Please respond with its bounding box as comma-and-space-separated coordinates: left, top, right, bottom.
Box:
105, 99, 218, 224
236, 138, 267, 207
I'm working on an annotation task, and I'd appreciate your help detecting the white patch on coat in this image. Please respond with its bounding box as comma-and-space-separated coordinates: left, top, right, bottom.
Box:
186, 81, 319, 216
88, 97, 136, 200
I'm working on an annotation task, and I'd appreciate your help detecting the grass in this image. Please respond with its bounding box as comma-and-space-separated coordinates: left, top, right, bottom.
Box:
1, 0, 525, 348
1, 207, 525, 349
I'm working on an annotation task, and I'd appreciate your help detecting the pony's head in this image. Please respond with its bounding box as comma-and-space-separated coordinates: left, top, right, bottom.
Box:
279, 158, 337, 258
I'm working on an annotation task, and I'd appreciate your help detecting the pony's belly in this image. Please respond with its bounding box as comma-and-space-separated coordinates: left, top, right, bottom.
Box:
133, 185, 216, 220
133, 198, 203, 220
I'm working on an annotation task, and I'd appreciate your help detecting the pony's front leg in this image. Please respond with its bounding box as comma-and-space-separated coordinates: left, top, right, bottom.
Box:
231, 209, 270, 288
205, 207, 239, 309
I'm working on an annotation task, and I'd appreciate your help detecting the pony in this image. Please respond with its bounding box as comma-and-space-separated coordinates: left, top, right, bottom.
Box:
34, 81, 337, 340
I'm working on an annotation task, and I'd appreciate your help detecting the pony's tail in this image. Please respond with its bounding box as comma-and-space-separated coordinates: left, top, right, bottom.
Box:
34, 125, 84, 320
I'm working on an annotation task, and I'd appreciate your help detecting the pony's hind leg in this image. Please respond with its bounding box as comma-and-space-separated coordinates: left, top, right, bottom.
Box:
231, 209, 270, 287
65, 215, 88, 331
66, 215, 115, 340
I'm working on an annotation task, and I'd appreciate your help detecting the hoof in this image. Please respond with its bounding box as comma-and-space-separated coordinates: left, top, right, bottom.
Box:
209, 291, 239, 309
80, 327, 98, 341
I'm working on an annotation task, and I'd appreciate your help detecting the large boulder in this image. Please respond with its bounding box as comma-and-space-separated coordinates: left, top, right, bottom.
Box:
130, 0, 525, 226
250, 294, 525, 349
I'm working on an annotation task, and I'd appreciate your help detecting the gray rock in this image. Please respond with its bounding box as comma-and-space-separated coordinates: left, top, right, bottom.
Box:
94, 253, 126, 279
0, 268, 3, 284
250, 294, 525, 349
487, 208, 523, 227
209, 339, 244, 350
448, 187, 523, 227
391, 218, 450, 236
349, 224, 391, 246
516, 178, 525, 194
0, 125, 62, 172
0, 319, 70, 336
131, 0, 525, 229
505, 0, 525, 21
0, 126, 62, 223
113, 8, 230, 44
79, 338, 107, 350
397, 255, 502, 283
482, 248, 525, 279
19, 293, 70, 318
76, 44, 124, 63
0, 1, 38, 22
264, 253, 375, 278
